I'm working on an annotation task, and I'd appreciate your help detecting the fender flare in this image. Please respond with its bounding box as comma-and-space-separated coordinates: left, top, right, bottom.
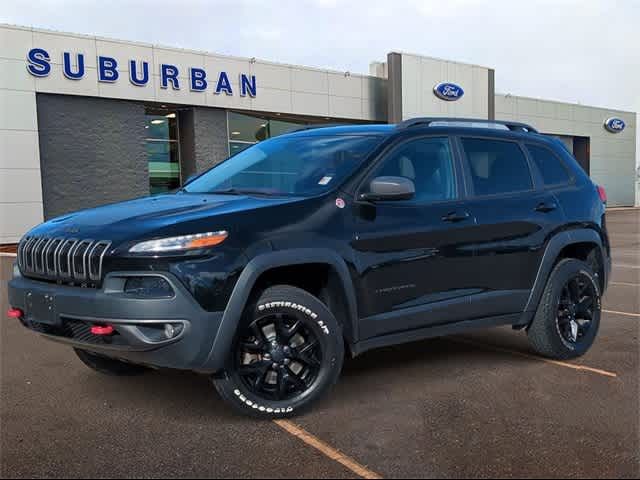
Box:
519, 228, 605, 326
203, 248, 358, 371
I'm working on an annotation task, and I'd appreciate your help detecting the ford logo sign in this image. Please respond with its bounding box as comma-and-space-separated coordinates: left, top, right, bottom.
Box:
604, 117, 625, 133
434, 82, 464, 101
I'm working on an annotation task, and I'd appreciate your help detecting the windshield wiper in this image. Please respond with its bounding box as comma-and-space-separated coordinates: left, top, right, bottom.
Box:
208, 188, 281, 196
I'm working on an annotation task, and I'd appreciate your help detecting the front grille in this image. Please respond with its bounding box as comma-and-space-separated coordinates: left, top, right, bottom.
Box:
18, 236, 111, 287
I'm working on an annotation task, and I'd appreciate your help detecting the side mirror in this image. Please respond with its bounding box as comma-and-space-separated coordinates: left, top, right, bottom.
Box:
359, 176, 415, 202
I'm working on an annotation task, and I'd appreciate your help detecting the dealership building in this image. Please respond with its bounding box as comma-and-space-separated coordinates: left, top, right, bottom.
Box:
0, 23, 637, 244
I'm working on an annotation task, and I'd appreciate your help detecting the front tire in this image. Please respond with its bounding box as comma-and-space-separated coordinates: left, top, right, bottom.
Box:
213, 285, 344, 419
527, 259, 601, 360
74, 349, 149, 376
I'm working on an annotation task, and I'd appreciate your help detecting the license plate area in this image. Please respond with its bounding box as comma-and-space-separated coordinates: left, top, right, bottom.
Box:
25, 291, 57, 325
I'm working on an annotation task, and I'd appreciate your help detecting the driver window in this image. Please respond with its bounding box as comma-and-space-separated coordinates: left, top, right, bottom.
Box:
373, 137, 456, 202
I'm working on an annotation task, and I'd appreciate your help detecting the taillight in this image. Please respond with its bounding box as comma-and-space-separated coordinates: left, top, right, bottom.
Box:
596, 185, 607, 204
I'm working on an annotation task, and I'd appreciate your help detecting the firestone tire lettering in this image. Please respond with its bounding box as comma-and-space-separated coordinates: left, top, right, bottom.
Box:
233, 389, 294, 414
257, 301, 329, 334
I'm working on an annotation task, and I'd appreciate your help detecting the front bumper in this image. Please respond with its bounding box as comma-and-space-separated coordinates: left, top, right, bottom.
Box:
8, 270, 223, 372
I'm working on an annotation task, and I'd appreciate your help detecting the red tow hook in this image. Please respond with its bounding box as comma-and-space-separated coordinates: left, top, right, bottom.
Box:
90, 324, 115, 336
7, 308, 24, 319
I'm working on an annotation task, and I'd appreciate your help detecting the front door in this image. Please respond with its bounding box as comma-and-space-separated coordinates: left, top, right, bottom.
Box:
351, 136, 479, 339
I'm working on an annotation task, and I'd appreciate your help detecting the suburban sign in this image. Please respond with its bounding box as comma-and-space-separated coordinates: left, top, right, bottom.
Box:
604, 117, 626, 134
26, 47, 257, 97
433, 82, 464, 101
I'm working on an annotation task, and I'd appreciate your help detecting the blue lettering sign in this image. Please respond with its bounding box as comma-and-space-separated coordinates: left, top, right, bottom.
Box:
62, 52, 85, 80
26, 48, 51, 77
98, 56, 119, 82
129, 60, 149, 86
240, 74, 256, 97
160, 64, 180, 90
25, 47, 258, 98
215, 71, 233, 95
190, 68, 207, 92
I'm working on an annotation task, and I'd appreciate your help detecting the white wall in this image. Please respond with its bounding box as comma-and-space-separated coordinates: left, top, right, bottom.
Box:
0, 25, 43, 244
398, 53, 490, 120
496, 94, 637, 207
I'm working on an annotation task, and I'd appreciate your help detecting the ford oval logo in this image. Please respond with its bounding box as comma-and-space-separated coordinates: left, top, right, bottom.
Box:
434, 82, 464, 101
604, 117, 625, 133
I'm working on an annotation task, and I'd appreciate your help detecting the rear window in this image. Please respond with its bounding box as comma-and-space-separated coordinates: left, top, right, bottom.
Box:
461, 138, 533, 196
526, 144, 571, 186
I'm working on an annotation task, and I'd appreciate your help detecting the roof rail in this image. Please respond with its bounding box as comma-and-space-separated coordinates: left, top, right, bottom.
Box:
396, 117, 539, 133
289, 123, 350, 133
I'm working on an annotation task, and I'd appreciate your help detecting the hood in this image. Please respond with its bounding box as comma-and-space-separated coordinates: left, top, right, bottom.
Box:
29, 193, 306, 244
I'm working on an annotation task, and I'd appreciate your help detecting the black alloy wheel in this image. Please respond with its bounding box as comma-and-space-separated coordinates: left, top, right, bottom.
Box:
528, 258, 601, 360
556, 272, 597, 345
236, 312, 323, 401
212, 285, 344, 418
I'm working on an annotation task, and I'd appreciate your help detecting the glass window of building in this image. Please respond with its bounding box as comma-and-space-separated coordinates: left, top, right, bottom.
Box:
227, 112, 309, 155
146, 109, 181, 195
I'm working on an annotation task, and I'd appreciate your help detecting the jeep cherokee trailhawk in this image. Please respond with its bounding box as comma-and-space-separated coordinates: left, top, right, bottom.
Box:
8, 118, 611, 418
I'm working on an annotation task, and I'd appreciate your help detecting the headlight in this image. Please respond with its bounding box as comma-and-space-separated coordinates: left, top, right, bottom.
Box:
129, 231, 228, 253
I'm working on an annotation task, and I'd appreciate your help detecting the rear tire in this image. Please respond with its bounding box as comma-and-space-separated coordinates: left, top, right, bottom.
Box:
74, 348, 149, 376
527, 259, 601, 360
213, 285, 344, 419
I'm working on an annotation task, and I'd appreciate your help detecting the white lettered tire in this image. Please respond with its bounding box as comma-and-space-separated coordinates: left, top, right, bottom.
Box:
213, 285, 344, 419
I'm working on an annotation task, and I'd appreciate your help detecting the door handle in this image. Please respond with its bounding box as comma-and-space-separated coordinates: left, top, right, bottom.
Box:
442, 211, 471, 223
534, 201, 558, 213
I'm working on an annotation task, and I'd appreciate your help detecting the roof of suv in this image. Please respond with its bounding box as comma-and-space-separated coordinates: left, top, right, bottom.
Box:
286, 118, 546, 142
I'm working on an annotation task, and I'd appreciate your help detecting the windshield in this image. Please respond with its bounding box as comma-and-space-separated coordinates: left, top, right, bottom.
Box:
182, 134, 382, 197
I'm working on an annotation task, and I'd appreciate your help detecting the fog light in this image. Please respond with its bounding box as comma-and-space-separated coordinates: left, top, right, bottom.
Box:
124, 276, 174, 298
164, 323, 175, 339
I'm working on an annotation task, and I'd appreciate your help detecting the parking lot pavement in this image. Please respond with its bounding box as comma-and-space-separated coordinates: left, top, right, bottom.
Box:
1, 209, 639, 478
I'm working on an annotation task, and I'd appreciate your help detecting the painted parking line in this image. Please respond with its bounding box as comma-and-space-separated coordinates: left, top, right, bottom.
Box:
603, 309, 640, 318
274, 419, 383, 479
448, 338, 618, 378
610, 281, 640, 287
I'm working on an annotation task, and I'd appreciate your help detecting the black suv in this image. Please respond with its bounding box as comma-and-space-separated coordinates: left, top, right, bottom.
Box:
8, 118, 611, 418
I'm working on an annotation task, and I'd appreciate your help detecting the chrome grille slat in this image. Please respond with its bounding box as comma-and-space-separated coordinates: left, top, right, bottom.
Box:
71, 239, 93, 281
30, 238, 45, 272
17, 235, 111, 287
45, 238, 63, 275
36, 238, 54, 274
17, 236, 28, 270
24, 237, 38, 271
88, 241, 111, 281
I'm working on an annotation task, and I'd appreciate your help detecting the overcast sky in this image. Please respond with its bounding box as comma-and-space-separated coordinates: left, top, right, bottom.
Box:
2, 0, 638, 114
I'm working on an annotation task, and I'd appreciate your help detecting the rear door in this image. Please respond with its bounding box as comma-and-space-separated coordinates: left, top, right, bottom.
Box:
456, 136, 566, 319
352, 135, 480, 339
